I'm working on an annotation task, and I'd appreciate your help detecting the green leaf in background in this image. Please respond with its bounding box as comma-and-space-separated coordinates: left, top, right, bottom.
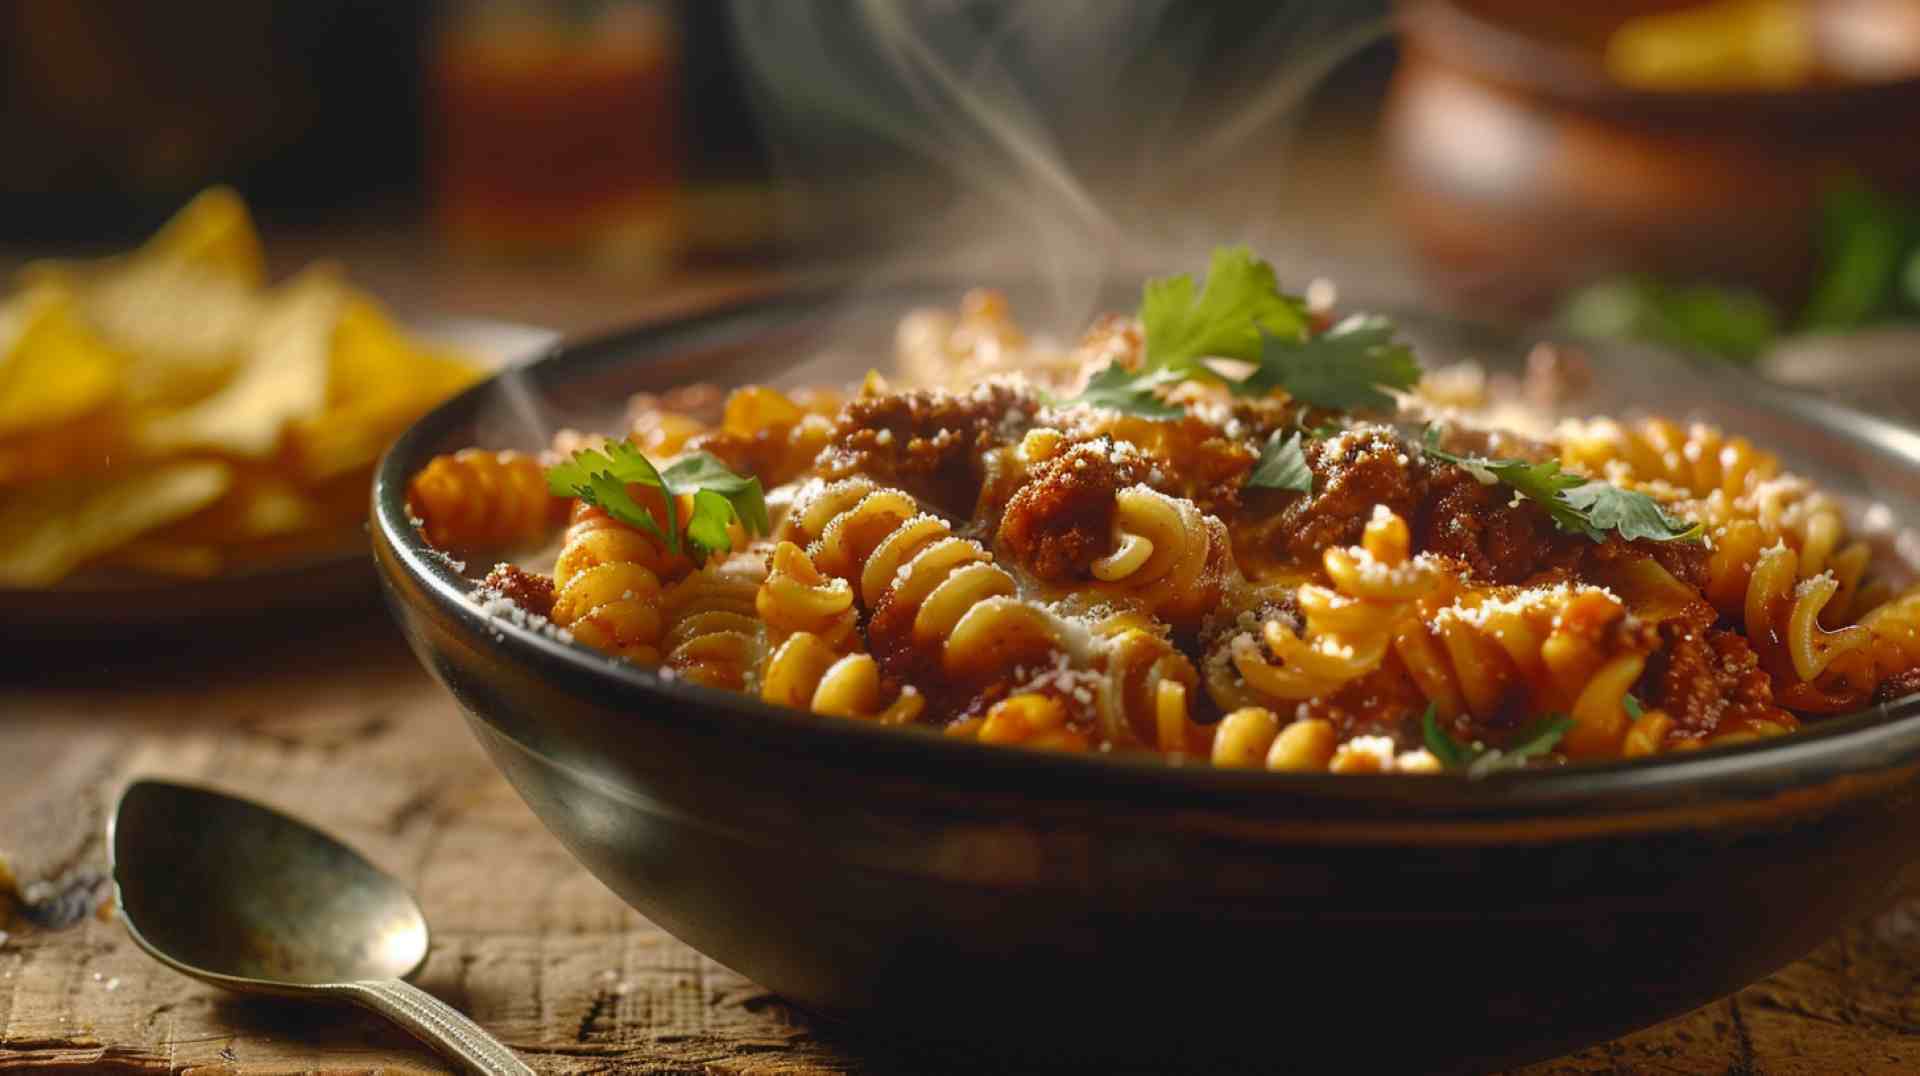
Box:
1901, 245, 1920, 315
1801, 176, 1917, 332
1560, 275, 1778, 364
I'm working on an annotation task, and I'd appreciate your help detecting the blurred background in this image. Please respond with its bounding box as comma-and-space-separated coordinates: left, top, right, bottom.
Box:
4, 0, 1920, 355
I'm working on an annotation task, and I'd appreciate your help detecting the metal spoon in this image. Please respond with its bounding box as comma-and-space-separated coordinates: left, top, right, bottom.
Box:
110, 779, 532, 1076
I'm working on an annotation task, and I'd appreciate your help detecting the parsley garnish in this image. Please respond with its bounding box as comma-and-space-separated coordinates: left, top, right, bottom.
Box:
1421, 703, 1574, 777
1422, 427, 1702, 544
546, 441, 769, 565
1059, 246, 1419, 418
1068, 363, 1185, 420
1139, 245, 1307, 371
1247, 430, 1312, 494
1239, 314, 1422, 412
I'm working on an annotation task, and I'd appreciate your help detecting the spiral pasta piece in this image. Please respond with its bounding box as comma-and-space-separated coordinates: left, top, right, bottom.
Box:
802, 484, 1078, 684
1815, 586, 1920, 700
406, 449, 560, 552
1210, 507, 1446, 711
659, 556, 768, 691
760, 631, 925, 724
1393, 583, 1647, 758
549, 503, 676, 662
779, 477, 881, 546
965, 693, 1090, 752
1097, 625, 1207, 755
1743, 541, 1871, 685
755, 540, 858, 650
1562, 417, 1872, 623
1089, 485, 1233, 631
1559, 417, 1775, 498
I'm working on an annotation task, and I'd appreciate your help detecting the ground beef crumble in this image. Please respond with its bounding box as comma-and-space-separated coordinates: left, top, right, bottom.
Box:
1642, 607, 1787, 737
1241, 424, 1426, 564
996, 439, 1149, 582
816, 383, 1040, 518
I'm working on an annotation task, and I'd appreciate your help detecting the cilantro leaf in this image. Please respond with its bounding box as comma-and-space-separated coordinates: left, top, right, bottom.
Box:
660, 453, 772, 538
1562, 480, 1704, 544
1422, 427, 1701, 544
1422, 702, 1574, 776
1058, 246, 1420, 420
546, 441, 769, 564
1247, 430, 1312, 494
1067, 362, 1186, 419
1239, 314, 1422, 411
1140, 245, 1307, 371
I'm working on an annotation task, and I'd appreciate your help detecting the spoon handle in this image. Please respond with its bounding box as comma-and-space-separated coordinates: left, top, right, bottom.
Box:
337, 979, 534, 1076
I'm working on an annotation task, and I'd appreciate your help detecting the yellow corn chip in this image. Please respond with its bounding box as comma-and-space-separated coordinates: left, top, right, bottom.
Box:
19, 188, 268, 410
288, 292, 483, 480
0, 461, 231, 586
138, 268, 341, 458
20, 186, 266, 292
0, 289, 121, 439
135, 186, 268, 287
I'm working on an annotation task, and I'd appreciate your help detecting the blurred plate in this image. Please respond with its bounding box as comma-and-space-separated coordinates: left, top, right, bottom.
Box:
4, 315, 559, 639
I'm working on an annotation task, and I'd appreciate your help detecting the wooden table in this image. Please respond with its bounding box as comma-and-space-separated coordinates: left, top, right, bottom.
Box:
8, 604, 1920, 1076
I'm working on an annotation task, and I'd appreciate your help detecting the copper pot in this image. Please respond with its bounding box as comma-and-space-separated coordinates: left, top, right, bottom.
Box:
1386, 0, 1920, 315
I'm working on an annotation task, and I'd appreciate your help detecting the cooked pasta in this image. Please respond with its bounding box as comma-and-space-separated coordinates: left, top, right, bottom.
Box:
1562, 416, 1875, 625
1206, 507, 1444, 712
761, 632, 925, 724
1089, 485, 1232, 632
658, 556, 768, 691
549, 502, 676, 662
406, 449, 559, 552
416, 267, 1920, 774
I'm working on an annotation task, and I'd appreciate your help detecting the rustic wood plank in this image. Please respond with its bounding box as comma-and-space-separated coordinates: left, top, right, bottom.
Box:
8, 612, 1920, 1074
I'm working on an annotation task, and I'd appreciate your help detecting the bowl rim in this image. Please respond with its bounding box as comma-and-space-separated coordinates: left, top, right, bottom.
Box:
372, 283, 1920, 824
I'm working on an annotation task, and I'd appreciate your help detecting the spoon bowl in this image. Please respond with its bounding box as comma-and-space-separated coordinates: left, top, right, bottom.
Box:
112, 780, 427, 990
110, 779, 530, 1076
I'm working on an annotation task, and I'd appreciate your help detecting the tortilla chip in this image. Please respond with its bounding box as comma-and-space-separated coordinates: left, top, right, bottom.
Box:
0, 461, 232, 586
135, 186, 267, 286
287, 292, 483, 480
0, 289, 121, 439
137, 268, 342, 458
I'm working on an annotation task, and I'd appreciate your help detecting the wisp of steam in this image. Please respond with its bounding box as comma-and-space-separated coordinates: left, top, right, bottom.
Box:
729, 0, 1390, 329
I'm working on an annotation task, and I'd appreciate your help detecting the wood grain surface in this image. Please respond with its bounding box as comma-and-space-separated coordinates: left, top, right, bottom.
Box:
9, 612, 1920, 1075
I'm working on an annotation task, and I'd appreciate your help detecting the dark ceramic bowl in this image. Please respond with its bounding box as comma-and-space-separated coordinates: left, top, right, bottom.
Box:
372, 288, 1920, 1073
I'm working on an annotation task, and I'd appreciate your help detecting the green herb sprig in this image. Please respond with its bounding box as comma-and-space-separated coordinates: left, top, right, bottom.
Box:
546, 442, 769, 565
1422, 427, 1702, 544
1421, 704, 1574, 777
1059, 246, 1420, 418
1247, 430, 1312, 494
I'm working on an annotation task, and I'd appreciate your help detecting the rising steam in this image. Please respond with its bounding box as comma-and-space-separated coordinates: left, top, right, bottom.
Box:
729, 0, 1391, 326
